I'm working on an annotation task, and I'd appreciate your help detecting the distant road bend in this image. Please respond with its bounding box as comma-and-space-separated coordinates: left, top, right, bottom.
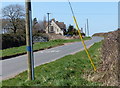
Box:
1, 37, 104, 80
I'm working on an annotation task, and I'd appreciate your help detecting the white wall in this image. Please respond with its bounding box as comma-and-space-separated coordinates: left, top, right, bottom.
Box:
45, 20, 64, 35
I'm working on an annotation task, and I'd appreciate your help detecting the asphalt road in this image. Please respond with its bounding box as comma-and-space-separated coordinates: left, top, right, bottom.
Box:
1, 37, 103, 80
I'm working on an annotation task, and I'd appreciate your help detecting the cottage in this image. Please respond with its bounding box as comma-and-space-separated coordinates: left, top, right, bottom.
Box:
45, 19, 66, 35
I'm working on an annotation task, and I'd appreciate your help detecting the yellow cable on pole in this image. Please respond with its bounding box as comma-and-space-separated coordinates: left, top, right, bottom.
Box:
73, 16, 96, 71
68, 0, 96, 71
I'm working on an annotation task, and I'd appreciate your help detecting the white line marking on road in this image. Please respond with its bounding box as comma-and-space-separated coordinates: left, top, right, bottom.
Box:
39, 50, 60, 53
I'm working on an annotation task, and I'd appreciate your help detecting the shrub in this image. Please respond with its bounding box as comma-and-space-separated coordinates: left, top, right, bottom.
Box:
2, 33, 26, 49
1, 32, 49, 50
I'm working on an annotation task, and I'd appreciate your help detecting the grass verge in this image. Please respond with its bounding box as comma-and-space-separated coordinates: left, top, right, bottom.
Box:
1, 37, 90, 59
2, 41, 102, 86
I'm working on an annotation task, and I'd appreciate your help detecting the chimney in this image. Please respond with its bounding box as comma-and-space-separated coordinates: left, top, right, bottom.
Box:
52, 18, 55, 22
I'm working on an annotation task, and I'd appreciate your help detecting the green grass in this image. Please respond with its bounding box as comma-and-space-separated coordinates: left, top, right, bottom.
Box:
2, 41, 102, 86
1, 37, 91, 58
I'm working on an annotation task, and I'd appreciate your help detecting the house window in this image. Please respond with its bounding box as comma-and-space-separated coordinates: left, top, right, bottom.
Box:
57, 28, 59, 32
50, 26, 54, 32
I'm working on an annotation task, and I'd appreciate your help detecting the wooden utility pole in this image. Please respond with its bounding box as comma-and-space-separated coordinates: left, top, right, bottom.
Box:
85, 24, 86, 36
81, 27, 83, 33
47, 13, 51, 33
87, 19, 89, 36
25, 0, 34, 80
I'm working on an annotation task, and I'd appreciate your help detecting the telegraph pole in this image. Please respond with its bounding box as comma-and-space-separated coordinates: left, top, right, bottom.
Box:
25, 0, 34, 80
47, 13, 51, 33
85, 24, 86, 36
87, 19, 89, 36
81, 27, 83, 33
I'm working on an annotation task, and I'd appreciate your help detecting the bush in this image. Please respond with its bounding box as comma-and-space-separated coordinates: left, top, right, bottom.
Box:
2, 33, 26, 49
1, 32, 49, 50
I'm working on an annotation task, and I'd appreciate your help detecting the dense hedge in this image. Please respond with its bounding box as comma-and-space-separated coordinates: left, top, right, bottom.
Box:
1, 32, 49, 50
1, 33, 26, 49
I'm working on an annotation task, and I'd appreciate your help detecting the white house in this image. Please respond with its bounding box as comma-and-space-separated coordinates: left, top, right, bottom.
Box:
45, 19, 66, 35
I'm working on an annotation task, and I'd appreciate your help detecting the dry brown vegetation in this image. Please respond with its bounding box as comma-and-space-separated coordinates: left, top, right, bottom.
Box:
90, 29, 120, 86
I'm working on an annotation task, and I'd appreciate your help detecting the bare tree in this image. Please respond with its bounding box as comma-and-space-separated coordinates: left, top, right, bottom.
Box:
38, 16, 47, 32
2, 4, 25, 33
39, 21, 44, 30
43, 15, 46, 30
32, 17, 39, 30
2, 19, 11, 33
32, 17, 47, 33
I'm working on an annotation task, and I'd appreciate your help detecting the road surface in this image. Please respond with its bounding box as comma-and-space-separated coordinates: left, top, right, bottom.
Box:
1, 37, 103, 80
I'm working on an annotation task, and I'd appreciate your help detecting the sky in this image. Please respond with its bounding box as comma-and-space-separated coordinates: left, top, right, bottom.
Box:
1, 1, 118, 36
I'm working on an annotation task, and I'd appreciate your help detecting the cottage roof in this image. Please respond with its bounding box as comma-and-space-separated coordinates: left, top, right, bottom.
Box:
56, 22, 66, 29
45, 18, 66, 29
